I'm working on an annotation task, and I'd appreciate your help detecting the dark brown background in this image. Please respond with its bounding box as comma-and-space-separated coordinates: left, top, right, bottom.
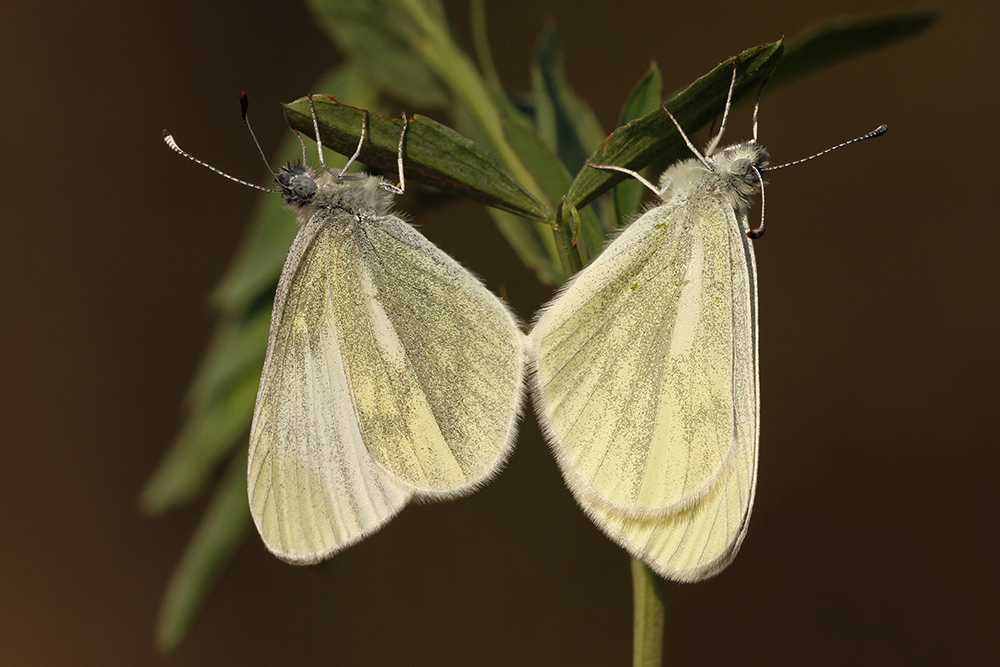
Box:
3, 0, 996, 664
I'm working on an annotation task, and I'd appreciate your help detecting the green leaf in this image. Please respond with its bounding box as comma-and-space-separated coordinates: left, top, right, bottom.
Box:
186, 307, 271, 409
284, 96, 552, 221
141, 309, 267, 513
469, 0, 503, 96
486, 208, 563, 286
140, 372, 258, 515
154, 451, 251, 652
616, 62, 664, 129
446, 103, 562, 284
565, 42, 784, 211
382, 0, 551, 213
495, 116, 567, 202
307, 0, 448, 106
499, 115, 602, 267
208, 178, 296, 319
770, 7, 938, 88
612, 63, 663, 228
531, 26, 607, 176
212, 64, 381, 316
531, 27, 615, 242
330, 0, 562, 283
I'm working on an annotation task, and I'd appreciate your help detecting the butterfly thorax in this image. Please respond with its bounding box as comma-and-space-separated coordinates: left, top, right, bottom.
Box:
275, 163, 395, 225
658, 141, 769, 217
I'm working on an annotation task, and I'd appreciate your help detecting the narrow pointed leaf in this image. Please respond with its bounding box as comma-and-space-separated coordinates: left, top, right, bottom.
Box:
565, 42, 784, 210
155, 451, 251, 651
208, 192, 294, 319
140, 372, 258, 515
307, 0, 448, 106
617, 62, 664, 129
186, 307, 271, 409
447, 103, 561, 283
285, 96, 551, 221
501, 116, 602, 265
329, 0, 561, 276
469, 0, 504, 97
613, 63, 663, 228
377, 0, 550, 208
531, 26, 607, 175
769, 7, 938, 88
531, 27, 614, 237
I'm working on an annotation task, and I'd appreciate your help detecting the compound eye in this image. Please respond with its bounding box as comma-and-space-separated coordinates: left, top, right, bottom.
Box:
290, 174, 317, 199
730, 157, 749, 175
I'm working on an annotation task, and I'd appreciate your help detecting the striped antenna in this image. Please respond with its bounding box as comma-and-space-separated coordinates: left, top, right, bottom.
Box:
162, 93, 281, 193
763, 125, 887, 171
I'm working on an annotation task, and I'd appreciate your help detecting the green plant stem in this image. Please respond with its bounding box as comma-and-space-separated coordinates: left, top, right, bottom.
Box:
552, 199, 583, 276
631, 558, 665, 667
469, 0, 502, 93
396, 0, 546, 206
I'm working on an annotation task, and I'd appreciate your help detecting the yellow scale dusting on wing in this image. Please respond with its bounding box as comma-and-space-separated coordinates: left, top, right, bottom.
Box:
330, 214, 524, 494
530, 191, 759, 581
248, 214, 411, 563
536, 200, 737, 514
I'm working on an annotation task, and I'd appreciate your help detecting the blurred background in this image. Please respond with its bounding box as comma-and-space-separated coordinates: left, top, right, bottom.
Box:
2, 0, 996, 664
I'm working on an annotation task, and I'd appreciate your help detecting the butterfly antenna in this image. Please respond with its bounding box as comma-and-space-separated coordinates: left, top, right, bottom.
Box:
240, 93, 280, 183
763, 125, 887, 171
585, 160, 660, 197
751, 73, 771, 143
306, 95, 339, 177
293, 128, 309, 164
162, 128, 280, 193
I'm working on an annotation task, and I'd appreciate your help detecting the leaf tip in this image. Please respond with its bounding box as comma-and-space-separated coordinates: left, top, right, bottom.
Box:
138, 478, 169, 517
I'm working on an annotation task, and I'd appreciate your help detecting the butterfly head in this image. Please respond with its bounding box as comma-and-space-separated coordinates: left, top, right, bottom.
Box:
275, 162, 318, 207
708, 141, 770, 215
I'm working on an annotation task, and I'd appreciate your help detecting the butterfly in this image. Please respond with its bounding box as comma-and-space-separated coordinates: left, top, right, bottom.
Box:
529, 62, 885, 581
165, 96, 525, 564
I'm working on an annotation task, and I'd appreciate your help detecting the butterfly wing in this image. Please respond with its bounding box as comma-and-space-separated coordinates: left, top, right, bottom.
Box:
529, 198, 758, 580
588, 419, 756, 581
249, 209, 524, 564
248, 212, 410, 564
337, 212, 525, 496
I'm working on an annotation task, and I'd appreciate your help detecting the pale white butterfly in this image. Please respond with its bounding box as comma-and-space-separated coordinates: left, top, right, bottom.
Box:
164, 95, 525, 564
528, 63, 885, 581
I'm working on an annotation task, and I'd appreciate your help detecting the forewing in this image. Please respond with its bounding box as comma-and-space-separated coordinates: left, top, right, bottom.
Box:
531, 200, 751, 516
333, 213, 524, 496
593, 218, 757, 580
248, 215, 411, 565
533, 199, 759, 579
